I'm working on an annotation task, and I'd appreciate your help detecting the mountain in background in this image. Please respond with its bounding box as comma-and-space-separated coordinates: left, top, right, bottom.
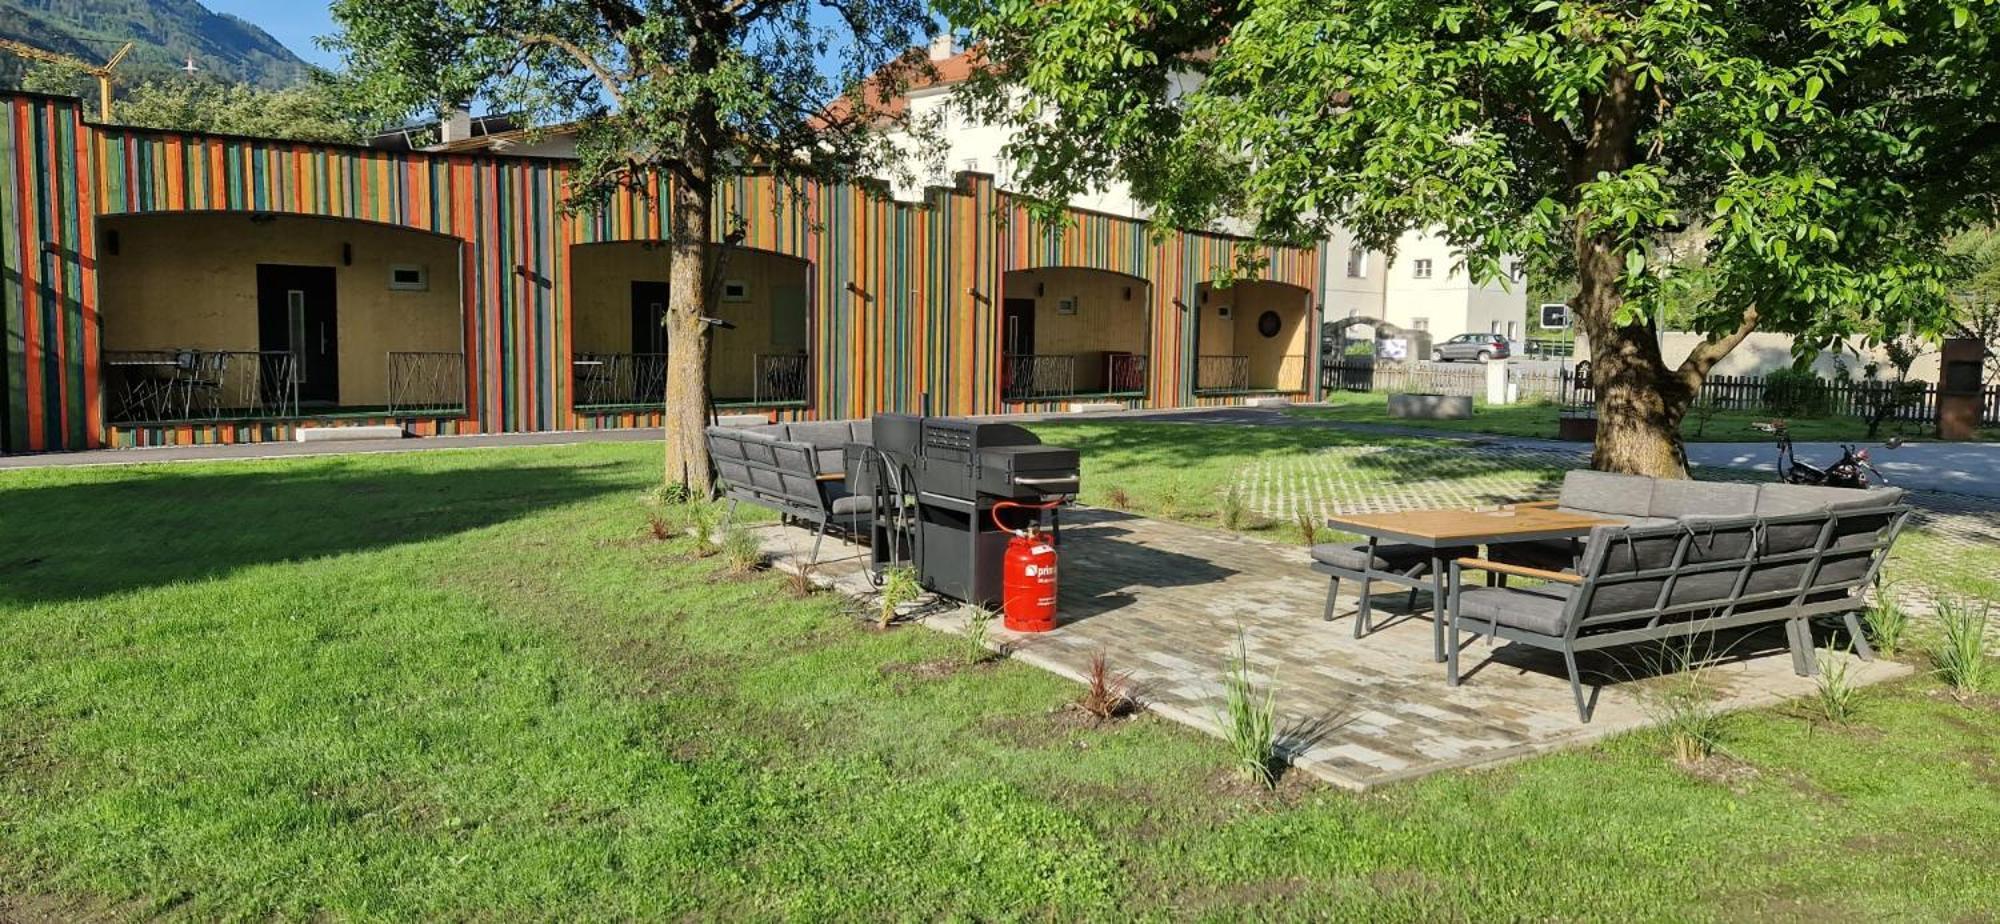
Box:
1, 0, 311, 91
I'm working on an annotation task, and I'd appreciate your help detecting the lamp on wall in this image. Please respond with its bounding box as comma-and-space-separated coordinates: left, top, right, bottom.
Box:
341, 242, 353, 267
1123, 286, 1132, 300
1036, 282, 1045, 297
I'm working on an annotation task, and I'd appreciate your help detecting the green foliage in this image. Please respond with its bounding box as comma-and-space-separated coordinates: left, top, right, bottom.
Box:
1929, 599, 1994, 695
1762, 368, 1833, 418
878, 566, 923, 629
945, 0, 2000, 420
1864, 593, 1912, 659
1644, 640, 1727, 764
720, 526, 764, 575
326, 0, 934, 215
108, 78, 371, 144
1218, 482, 1249, 530
963, 605, 998, 665
1811, 644, 1864, 724
1214, 630, 1279, 787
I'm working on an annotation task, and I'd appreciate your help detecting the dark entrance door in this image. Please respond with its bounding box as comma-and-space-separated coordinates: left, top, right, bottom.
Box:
1001, 298, 1036, 357
631, 281, 669, 354
257, 265, 339, 406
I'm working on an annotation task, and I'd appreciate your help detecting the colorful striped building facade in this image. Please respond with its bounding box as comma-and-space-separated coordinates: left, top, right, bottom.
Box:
2, 93, 1324, 454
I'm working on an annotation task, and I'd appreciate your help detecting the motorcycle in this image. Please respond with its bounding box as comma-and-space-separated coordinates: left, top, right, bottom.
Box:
1749, 420, 1901, 489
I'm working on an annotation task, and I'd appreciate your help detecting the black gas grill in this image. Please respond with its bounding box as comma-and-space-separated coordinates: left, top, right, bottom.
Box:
853, 415, 1080, 606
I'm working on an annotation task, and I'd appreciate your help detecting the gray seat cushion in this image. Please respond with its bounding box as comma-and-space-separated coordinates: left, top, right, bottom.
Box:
1754, 482, 1871, 515
1311, 542, 1475, 573
1454, 585, 1572, 635
1558, 470, 1657, 518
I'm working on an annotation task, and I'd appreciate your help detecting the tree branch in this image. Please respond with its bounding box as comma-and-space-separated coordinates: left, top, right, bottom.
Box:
514, 31, 628, 106
1677, 304, 1759, 390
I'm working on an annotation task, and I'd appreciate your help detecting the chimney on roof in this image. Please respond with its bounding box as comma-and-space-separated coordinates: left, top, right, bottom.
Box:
928, 32, 955, 62
440, 107, 474, 144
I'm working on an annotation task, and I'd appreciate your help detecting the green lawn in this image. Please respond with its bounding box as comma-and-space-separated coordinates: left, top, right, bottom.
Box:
2, 440, 1996, 919
1290, 390, 1935, 443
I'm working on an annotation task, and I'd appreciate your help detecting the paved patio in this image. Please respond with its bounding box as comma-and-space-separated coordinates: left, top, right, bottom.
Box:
748, 507, 1912, 791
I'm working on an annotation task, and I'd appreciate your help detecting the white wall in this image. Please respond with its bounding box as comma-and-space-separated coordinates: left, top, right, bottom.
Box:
1574, 331, 1948, 381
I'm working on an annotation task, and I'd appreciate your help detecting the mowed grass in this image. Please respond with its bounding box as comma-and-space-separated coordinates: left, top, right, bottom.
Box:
1290, 389, 1929, 443
1, 441, 1996, 920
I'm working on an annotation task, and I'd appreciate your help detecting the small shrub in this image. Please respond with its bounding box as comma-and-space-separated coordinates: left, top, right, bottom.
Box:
1219, 483, 1249, 531
785, 562, 820, 598
1645, 641, 1726, 763
1929, 599, 1994, 695
963, 606, 997, 665
683, 501, 720, 557
1156, 475, 1190, 518
1293, 511, 1323, 547
721, 527, 764, 575
1214, 631, 1279, 787
1103, 486, 1132, 510
1077, 652, 1135, 720
878, 566, 922, 630
1863, 593, 1911, 659
645, 482, 694, 507
647, 513, 673, 541
1811, 643, 1864, 723
1763, 367, 1832, 418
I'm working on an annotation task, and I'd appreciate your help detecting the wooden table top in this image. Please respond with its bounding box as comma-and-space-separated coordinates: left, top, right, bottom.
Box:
1325, 506, 1621, 547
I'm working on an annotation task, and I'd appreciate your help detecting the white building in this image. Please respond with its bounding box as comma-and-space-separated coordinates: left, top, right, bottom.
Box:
883, 40, 1527, 347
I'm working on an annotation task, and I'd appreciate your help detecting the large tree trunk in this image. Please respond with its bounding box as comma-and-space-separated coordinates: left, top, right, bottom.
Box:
662, 160, 714, 496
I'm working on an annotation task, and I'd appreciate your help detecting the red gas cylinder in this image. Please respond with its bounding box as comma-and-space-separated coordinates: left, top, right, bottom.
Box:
993, 501, 1060, 632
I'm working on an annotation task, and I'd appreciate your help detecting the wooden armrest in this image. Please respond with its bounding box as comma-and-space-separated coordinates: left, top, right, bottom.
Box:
1512, 500, 1559, 509
816, 473, 845, 482
1454, 557, 1584, 585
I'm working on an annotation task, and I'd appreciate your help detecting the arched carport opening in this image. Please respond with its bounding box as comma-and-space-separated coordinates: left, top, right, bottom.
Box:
999, 267, 1151, 400
1192, 279, 1312, 393
569, 243, 812, 410
95, 212, 468, 423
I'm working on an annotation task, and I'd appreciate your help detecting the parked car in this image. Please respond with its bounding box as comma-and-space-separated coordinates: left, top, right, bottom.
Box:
1431, 333, 1511, 363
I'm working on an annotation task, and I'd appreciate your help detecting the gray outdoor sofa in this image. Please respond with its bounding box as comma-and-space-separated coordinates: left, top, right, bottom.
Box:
1446, 473, 1911, 721
705, 419, 875, 561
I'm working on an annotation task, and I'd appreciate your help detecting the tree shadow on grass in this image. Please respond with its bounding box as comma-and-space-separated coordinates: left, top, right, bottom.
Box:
0, 458, 635, 605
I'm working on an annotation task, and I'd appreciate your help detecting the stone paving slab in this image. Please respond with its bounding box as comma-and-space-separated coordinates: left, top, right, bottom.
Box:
747, 507, 1912, 791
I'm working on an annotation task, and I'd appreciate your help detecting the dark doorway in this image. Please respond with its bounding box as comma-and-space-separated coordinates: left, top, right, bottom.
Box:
1, 285, 12, 454
1002, 298, 1036, 356
257, 265, 339, 406
631, 281, 669, 354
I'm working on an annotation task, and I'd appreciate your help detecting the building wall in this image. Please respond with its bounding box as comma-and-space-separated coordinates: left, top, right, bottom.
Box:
97, 213, 463, 408
1229, 282, 1311, 390
570, 242, 810, 399
1, 92, 1324, 452
1001, 268, 1150, 393
1574, 331, 1952, 381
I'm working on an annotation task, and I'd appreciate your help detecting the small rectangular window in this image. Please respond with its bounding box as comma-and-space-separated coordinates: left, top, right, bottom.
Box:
1412, 317, 1428, 332
1412, 259, 1432, 279
389, 264, 428, 291
721, 279, 750, 302
1346, 249, 1367, 278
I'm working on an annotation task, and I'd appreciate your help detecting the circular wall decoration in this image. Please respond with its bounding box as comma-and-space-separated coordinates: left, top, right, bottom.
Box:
1257, 310, 1282, 338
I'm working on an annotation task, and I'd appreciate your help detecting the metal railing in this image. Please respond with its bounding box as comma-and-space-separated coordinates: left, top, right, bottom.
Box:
1196, 355, 1250, 392
572, 353, 668, 408
1002, 353, 1149, 400
387, 351, 468, 415
1002, 354, 1077, 399
752, 353, 809, 404
104, 349, 299, 423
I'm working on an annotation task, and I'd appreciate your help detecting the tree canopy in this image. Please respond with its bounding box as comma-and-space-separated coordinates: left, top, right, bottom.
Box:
328, 0, 937, 492
945, 0, 2000, 472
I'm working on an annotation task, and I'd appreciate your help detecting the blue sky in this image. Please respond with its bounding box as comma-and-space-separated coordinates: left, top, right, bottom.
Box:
205, 1, 342, 68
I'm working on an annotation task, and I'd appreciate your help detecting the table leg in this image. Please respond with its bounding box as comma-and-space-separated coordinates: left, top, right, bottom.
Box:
1431, 553, 1446, 663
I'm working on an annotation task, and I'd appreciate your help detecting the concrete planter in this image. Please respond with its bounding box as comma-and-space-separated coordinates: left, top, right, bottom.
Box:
1387, 393, 1473, 420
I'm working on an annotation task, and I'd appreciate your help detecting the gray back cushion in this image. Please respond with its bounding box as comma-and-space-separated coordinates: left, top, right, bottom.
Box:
1754, 483, 1866, 516
1649, 479, 1758, 519
1559, 471, 1657, 518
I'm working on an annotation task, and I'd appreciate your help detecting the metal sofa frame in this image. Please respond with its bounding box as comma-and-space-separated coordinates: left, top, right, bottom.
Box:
1446, 502, 1912, 721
